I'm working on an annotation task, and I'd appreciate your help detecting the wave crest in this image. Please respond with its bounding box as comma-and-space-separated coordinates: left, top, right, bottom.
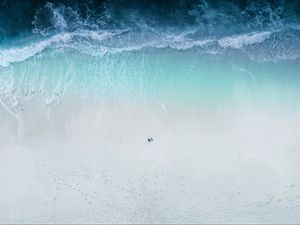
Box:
0, 28, 300, 67
218, 32, 272, 49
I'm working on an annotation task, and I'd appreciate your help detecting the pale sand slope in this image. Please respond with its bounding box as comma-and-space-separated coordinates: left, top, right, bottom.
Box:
0, 96, 300, 223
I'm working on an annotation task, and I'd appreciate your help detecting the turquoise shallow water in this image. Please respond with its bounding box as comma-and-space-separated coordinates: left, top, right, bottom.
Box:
1, 46, 300, 110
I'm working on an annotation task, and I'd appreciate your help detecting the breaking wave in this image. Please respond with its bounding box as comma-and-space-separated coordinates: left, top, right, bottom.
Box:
1, 28, 299, 68
0, 0, 300, 67
218, 32, 272, 49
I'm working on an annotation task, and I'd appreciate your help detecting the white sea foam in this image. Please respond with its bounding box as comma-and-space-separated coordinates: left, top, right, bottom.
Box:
0, 30, 128, 67
288, 24, 300, 30
0, 33, 72, 67
218, 31, 272, 49
72, 29, 126, 41
0, 31, 213, 67
0, 29, 298, 67
167, 39, 213, 50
